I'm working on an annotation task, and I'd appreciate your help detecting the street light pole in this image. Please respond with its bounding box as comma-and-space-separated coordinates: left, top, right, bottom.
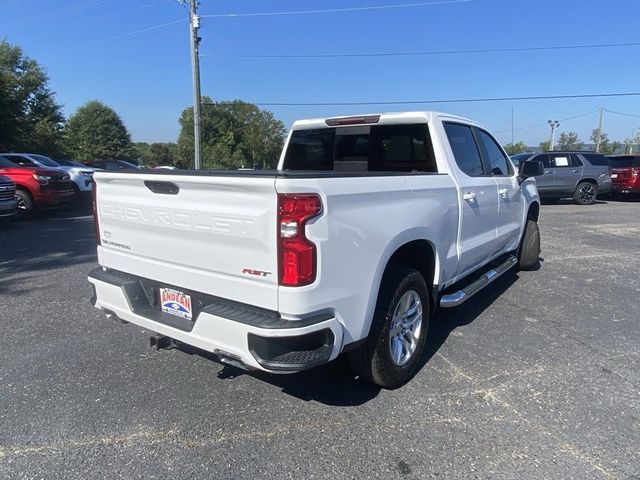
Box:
548, 120, 560, 151
189, 0, 202, 169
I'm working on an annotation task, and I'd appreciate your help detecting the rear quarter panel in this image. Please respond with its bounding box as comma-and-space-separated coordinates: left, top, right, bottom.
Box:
276, 174, 459, 345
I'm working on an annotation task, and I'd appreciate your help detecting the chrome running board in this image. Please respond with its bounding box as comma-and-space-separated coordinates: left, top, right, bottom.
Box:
440, 255, 517, 308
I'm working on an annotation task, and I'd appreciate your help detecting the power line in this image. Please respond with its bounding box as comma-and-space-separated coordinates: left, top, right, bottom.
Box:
15, 2, 161, 39
40, 19, 185, 57
200, 0, 471, 19
0, 0, 56, 14
216, 92, 640, 107
494, 111, 597, 134
202, 41, 640, 59
605, 109, 640, 119
0, 0, 112, 28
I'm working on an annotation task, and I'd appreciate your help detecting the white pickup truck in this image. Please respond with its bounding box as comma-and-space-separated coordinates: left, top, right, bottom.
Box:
88, 112, 543, 388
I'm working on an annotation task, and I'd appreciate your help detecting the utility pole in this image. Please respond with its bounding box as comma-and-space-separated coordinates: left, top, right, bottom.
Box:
189, 0, 202, 169
595, 107, 604, 152
548, 120, 560, 151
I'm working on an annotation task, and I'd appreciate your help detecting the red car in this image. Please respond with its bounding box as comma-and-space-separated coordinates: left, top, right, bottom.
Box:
608, 155, 640, 198
0, 155, 76, 216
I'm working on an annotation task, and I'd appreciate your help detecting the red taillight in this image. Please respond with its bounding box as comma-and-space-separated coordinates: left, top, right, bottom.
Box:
277, 193, 322, 287
92, 183, 100, 245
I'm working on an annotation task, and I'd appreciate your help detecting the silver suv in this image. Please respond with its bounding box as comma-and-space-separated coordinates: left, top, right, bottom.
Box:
511, 151, 611, 205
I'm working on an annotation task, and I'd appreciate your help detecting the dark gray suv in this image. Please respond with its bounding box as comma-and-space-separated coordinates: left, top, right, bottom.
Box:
0, 175, 18, 221
511, 151, 612, 205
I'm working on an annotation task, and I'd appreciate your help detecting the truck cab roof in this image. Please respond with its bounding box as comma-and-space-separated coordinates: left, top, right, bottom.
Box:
290, 111, 481, 130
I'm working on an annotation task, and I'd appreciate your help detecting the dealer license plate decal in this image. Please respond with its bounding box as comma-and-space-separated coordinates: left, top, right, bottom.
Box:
159, 288, 193, 320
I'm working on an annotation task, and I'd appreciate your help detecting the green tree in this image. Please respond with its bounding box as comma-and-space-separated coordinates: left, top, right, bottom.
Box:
65, 100, 133, 161
624, 137, 635, 154
609, 141, 622, 155
589, 128, 620, 154
148, 143, 178, 167
0, 40, 65, 155
503, 141, 528, 155
130, 142, 179, 167
590, 128, 609, 153
557, 132, 582, 150
178, 98, 286, 169
539, 140, 551, 151
132, 142, 151, 162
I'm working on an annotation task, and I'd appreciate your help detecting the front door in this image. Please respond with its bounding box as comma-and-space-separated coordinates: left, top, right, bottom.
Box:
531, 154, 555, 193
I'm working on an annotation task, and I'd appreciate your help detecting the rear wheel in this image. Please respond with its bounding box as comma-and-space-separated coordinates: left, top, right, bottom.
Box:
517, 219, 540, 270
573, 182, 597, 205
349, 265, 430, 389
15, 190, 34, 218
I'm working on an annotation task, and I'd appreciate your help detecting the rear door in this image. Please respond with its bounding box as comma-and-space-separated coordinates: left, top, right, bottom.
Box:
94, 172, 280, 310
444, 122, 499, 275
551, 153, 582, 194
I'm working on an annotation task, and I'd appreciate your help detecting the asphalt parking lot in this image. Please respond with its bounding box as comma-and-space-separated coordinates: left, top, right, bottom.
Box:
0, 200, 638, 480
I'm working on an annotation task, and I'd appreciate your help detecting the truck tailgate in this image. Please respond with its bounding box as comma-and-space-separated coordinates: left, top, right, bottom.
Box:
94, 172, 279, 310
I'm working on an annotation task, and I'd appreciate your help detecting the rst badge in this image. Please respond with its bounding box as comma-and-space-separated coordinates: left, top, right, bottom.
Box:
242, 268, 272, 277
159, 288, 193, 320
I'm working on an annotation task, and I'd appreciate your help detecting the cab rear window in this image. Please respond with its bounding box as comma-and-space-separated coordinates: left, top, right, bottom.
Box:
283, 124, 438, 173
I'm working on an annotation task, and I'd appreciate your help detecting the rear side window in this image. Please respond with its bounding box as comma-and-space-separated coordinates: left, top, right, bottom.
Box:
582, 153, 608, 166
570, 154, 584, 167
283, 124, 437, 172
444, 123, 484, 177
4, 155, 37, 167
0, 155, 17, 167
476, 129, 512, 176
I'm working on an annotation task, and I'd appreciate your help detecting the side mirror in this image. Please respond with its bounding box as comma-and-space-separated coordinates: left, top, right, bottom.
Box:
519, 160, 544, 182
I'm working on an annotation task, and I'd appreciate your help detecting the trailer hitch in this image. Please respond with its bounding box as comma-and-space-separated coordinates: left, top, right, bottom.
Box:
149, 334, 177, 350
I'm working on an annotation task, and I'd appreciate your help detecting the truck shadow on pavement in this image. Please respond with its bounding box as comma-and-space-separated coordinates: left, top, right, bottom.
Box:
175, 269, 523, 406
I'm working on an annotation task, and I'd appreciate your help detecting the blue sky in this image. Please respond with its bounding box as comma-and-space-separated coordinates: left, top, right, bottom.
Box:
2, 0, 640, 146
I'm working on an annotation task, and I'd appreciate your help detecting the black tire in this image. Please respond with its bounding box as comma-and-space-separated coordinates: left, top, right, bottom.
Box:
517, 219, 540, 270
14, 189, 34, 218
348, 265, 430, 389
573, 182, 598, 205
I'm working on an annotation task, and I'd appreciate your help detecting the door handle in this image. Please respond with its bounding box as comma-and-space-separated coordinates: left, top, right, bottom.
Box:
545, 170, 553, 174
572, 169, 580, 173
498, 188, 509, 198
463, 192, 477, 201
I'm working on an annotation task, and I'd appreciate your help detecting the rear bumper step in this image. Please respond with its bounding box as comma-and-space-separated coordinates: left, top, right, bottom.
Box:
88, 267, 343, 373
440, 255, 517, 308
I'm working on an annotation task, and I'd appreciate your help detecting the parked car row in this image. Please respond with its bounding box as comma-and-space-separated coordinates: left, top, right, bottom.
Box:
0, 153, 141, 219
511, 151, 640, 204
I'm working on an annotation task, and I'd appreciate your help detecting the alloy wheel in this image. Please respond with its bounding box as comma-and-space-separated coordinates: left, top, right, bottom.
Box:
578, 184, 596, 204
388, 290, 423, 367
